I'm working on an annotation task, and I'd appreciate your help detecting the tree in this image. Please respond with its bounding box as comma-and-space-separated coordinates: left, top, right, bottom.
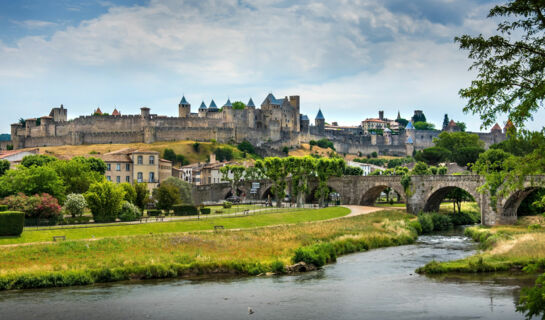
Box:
162, 177, 192, 205
442, 114, 450, 130
244, 166, 264, 180
455, 121, 467, 132
255, 157, 289, 207
412, 162, 430, 175
413, 122, 435, 130
282, 146, 290, 155
453, 146, 485, 168
84, 181, 125, 223
344, 166, 363, 176
163, 148, 177, 163
232, 101, 246, 110
314, 158, 345, 207
49, 158, 104, 195
120, 183, 137, 204
153, 184, 180, 211
220, 165, 246, 198
20, 154, 57, 168
456, 1, 545, 128
433, 131, 484, 152
83, 157, 108, 175
415, 147, 451, 166
490, 130, 545, 156
134, 182, 149, 210
176, 154, 189, 166
0, 166, 66, 202
445, 188, 474, 214
192, 142, 200, 152
412, 112, 427, 123
63, 193, 87, 217
286, 156, 316, 207
0, 160, 9, 176
396, 118, 409, 127
215, 147, 234, 162
237, 140, 255, 154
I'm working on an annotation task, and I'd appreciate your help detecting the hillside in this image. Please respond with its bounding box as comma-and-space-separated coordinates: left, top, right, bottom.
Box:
34, 140, 249, 165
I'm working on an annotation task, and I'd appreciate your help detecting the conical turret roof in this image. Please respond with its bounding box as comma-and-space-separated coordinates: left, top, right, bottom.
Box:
180, 96, 189, 105
247, 98, 255, 107
315, 109, 325, 120
199, 101, 207, 109
223, 99, 232, 107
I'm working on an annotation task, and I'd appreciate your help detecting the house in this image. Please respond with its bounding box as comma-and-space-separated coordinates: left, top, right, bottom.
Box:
347, 160, 383, 176
0, 148, 39, 165
101, 148, 171, 191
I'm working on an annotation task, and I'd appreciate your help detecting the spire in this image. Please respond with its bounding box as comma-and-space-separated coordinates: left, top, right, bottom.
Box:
397, 110, 401, 120
209, 99, 218, 110
199, 101, 207, 109
405, 121, 414, 130
112, 108, 120, 116
247, 98, 255, 107
223, 98, 232, 107
180, 96, 189, 105
315, 109, 325, 120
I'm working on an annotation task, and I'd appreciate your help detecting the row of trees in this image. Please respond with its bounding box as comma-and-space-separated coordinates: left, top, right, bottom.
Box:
220, 156, 346, 207
415, 131, 485, 167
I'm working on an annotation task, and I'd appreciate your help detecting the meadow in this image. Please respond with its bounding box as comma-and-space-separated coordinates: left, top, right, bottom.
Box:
0, 209, 417, 290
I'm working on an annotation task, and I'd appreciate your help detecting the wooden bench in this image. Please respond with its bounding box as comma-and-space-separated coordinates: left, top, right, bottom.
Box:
53, 236, 66, 242
214, 225, 224, 230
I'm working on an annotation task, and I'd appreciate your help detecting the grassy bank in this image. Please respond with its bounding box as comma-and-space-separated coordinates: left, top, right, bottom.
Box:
0, 207, 349, 245
0, 210, 417, 290
417, 218, 545, 274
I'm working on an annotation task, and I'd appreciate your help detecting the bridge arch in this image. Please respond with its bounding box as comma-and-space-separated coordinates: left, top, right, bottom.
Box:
422, 185, 478, 213
500, 187, 545, 224
359, 184, 405, 206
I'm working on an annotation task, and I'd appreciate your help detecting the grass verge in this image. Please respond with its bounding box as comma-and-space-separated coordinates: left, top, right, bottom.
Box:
0, 209, 417, 290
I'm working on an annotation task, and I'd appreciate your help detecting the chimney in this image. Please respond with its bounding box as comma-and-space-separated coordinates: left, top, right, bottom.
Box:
209, 153, 217, 163
379, 111, 384, 120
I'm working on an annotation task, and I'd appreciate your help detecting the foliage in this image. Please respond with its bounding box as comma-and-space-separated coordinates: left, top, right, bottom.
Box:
344, 166, 363, 176
49, 157, 105, 195
282, 146, 290, 154
214, 147, 234, 161
232, 101, 246, 110
118, 201, 142, 222
430, 213, 453, 231
453, 146, 485, 168
152, 184, 180, 211
518, 274, 545, 320
0, 204, 6, 212
412, 162, 430, 175
255, 157, 289, 207
162, 148, 176, 162
171, 205, 198, 216
412, 112, 427, 123
518, 189, 545, 216
237, 140, 256, 155
220, 165, 246, 197
83, 157, 108, 175
315, 158, 345, 206
285, 156, 316, 207
438, 166, 448, 175
161, 176, 192, 205
442, 114, 450, 129
147, 209, 162, 217
134, 182, 149, 211
418, 214, 434, 234
371, 151, 378, 158
244, 166, 264, 180
84, 181, 125, 223
414, 147, 451, 165
413, 121, 435, 130
396, 118, 409, 127
455, 0, 545, 128
456, 121, 467, 132
309, 138, 335, 150
20, 154, 57, 168
120, 183, 137, 204
0, 160, 9, 176
63, 193, 87, 218
223, 201, 233, 209
434, 131, 484, 152
472, 148, 516, 207
0, 165, 66, 202
491, 130, 545, 157
0, 211, 24, 236
192, 142, 200, 153
200, 207, 211, 214
175, 154, 189, 166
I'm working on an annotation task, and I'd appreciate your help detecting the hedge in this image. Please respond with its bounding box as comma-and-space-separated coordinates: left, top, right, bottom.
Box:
0, 205, 7, 212
172, 205, 198, 216
200, 208, 211, 215
0, 211, 24, 236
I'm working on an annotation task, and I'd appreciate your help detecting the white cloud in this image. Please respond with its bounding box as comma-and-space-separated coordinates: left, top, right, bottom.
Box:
13, 19, 58, 29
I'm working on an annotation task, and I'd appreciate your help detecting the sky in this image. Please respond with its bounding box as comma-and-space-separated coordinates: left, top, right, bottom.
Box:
0, 0, 543, 134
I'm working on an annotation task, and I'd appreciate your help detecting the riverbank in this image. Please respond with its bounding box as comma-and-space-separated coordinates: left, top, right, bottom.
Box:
0, 209, 417, 290
417, 216, 545, 274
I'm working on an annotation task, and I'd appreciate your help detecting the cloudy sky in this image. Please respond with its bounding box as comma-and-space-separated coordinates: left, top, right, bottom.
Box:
0, 0, 540, 133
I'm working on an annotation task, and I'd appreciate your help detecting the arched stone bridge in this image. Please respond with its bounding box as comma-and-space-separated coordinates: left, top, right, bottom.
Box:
192, 175, 545, 226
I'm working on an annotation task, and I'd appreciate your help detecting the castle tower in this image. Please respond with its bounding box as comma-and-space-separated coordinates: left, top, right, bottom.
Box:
247, 98, 256, 128
223, 98, 233, 123
384, 127, 392, 145
289, 95, 300, 132
315, 109, 325, 135
208, 99, 219, 112
140, 107, 150, 118
405, 136, 414, 156
379, 111, 384, 121
198, 101, 207, 118
300, 114, 309, 134
405, 121, 415, 149
49, 104, 67, 122
178, 96, 190, 118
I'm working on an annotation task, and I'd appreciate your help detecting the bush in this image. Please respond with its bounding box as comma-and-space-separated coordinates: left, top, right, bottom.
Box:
418, 214, 434, 234
0, 204, 7, 212
84, 181, 125, 223
120, 183, 137, 204
223, 201, 232, 209
119, 201, 142, 222
152, 184, 181, 212
200, 207, 211, 215
63, 193, 87, 217
430, 213, 452, 231
447, 211, 480, 225
147, 209, 162, 217
0, 211, 24, 236
409, 220, 423, 235
172, 205, 198, 216
438, 166, 448, 175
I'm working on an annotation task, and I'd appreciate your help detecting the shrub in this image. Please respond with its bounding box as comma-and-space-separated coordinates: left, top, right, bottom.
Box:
134, 183, 149, 211
430, 213, 452, 231
147, 209, 162, 217
200, 207, 211, 215
409, 220, 423, 235
119, 201, 142, 222
152, 184, 181, 212
223, 201, 232, 209
447, 211, 480, 225
84, 181, 125, 223
120, 183, 137, 204
172, 205, 198, 216
418, 214, 434, 234
0, 204, 7, 212
63, 193, 87, 217
529, 224, 541, 231
0, 211, 24, 236
438, 166, 448, 175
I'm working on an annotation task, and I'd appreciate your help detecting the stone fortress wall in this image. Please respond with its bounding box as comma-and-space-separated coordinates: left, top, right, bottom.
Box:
6, 93, 508, 156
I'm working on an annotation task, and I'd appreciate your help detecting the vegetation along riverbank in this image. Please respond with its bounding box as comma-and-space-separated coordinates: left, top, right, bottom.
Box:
0, 209, 418, 291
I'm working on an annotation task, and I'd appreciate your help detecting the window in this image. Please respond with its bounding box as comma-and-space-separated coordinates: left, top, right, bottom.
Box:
116, 164, 121, 171
107, 164, 111, 171
126, 176, 130, 182
149, 156, 155, 165
126, 163, 130, 171
106, 176, 111, 181
116, 176, 120, 183
137, 156, 143, 165
149, 172, 155, 182
137, 172, 143, 183
208, 177, 211, 184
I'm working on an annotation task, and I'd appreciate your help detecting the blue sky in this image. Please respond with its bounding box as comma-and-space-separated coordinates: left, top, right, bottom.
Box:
0, 0, 541, 134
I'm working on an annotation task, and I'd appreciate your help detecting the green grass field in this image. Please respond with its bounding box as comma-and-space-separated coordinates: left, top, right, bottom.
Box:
0, 207, 350, 246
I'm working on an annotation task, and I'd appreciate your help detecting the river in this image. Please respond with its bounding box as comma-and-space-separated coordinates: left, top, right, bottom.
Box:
0, 230, 537, 320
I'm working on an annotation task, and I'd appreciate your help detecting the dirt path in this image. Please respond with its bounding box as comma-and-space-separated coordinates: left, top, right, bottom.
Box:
341, 205, 405, 218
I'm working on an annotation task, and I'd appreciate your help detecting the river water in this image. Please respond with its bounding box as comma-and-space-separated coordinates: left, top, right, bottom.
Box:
0, 230, 537, 320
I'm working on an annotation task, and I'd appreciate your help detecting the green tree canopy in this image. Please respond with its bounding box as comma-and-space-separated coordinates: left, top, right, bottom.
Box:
84, 181, 125, 223
153, 183, 181, 211
453, 146, 485, 168
162, 176, 193, 205
21, 154, 57, 168
237, 140, 256, 155
433, 131, 484, 151
232, 101, 246, 110
0, 165, 66, 201
255, 157, 289, 207
0, 160, 9, 176
415, 147, 451, 166
413, 122, 435, 130
286, 156, 316, 207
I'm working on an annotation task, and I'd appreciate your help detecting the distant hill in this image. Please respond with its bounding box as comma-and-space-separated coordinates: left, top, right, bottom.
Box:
0, 134, 10, 141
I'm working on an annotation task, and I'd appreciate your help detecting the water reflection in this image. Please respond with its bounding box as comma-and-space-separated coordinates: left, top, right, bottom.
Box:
0, 232, 535, 320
